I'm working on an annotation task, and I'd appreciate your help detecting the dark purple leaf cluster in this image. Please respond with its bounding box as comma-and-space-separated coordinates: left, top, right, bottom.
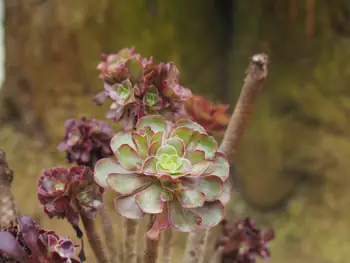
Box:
0, 216, 79, 263
217, 217, 275, 263
57, 117, 113, 167
93, 47, 192, 130
37, 166, 103, 226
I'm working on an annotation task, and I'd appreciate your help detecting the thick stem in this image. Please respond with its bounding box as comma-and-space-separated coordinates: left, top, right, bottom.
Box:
220, 54, 269, 158
99, 205, 119, 263
161, 230, 173, 263
209, 247, 224, 263
0, 149, 18, 228
183, 229, 209, 263
142, 217, 160, 263
124, 219, 139, 263
80, 213, 109, 263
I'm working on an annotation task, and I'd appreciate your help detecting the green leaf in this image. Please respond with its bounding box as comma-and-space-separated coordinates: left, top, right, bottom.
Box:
185, 150, 205, 165
207, 153, 230, 181
107, 173, 152, 195
135, 183, 164, 214
177, 189, 205, 208
218, 181, 232, 205
136, 115, 169, 134
116, 145, 143, 171
168, 200, 200, 232
94, 158, 132, 188
187, 133, 217, 159
193, 201, 224, 228
110, 132, 135, 154
191, 160, 213, 175
170, 127, 194, 146
165, 137, 185, 156
175, 158, 192, 174
156, 144, 178, 157
175, 119, 206, 134
148, 140, 162, 156
142, 157, 158, 175
144, 86, 160, 107
132, 132, 148, 159
114, 195, 145, 219
126, 58, 143, 82
183, 176, 223, 201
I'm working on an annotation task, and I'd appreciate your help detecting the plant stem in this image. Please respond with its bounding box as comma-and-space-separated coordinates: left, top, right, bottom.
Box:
0, 149, 18, 228
220, 54, 269, 158
161, 229, 172, 263
142, 217, 160, 263
80, 213, 109, 263
183, 229, 209, 263
209, 247, 224, 263
99, 205, 119, 263
124, 219, 139, 263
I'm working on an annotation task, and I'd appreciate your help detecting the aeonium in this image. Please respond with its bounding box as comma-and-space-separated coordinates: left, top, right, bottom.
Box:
94, 115, 232, 239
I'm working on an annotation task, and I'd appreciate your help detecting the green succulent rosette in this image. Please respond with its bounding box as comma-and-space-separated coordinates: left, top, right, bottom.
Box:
94, 115, 231, 238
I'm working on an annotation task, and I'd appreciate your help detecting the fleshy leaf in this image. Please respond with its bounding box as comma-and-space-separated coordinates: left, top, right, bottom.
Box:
114, 195, 145, 219
207, 153, 230, 181
191, 160, 213, 175
144, 86, 160, 107
135, 183, 164, 214
185, 150, 205, 165
168, 199, 200, 232
142, 157, 158, 175
187, 133, 217, 159
177, 189, 205, 208
170, 127, 193, 146
150, 132, 163, 145
126, 57, 143, 82
218, 180, 232, 205
107, 173, 152, 195
165, 137, 185, 156
193, 201, 224, 228
136, 115, 168, 134
175, 119, 206, 134
183, 176, 223, 201
148, 140, 162, 156
116, 144, 143, 171
156, 144, 178, 157
0, 232, 28, 263
175, 158, 192, 174
110, 132, 135, 154
146, 208, 170, 240
94, 158, 132, 188
132, 132, 148, 159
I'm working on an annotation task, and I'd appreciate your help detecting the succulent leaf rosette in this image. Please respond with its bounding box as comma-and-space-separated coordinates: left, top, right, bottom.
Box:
93, 48, 192, 130
38, 166, 103, 226
94, 115, 231, 238
57, 117, 113, 166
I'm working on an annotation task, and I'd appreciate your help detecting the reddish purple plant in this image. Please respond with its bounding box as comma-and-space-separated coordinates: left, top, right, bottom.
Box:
37, 166, 103, 226
93, 47, 192, 130
57, 117, 113, 167
217, 217, 275, 263
0, 216, 80, 263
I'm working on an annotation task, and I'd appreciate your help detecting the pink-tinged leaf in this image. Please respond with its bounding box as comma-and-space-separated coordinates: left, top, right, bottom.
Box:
0, 232, 28, 263
175, 119, 206, 134
176, 158, 192, 174
170, 127, 193, 146
116, 144, 143, 171
135, 183, 164, 214
142, 157, 158, 175
207, 153, 230, 181
168, 199, 201, 232
148, 140, 162, 157
126, 57, 143, 82
150, 131, 163, 144
191, 160, 213, 175
94, 158, 132, 188
187, 133, 217, 159
114, 195, 145, 219
132, 132, 148, 159
107, 173, 153, 195
147, 208, 170, 240
177, 189, 205, 208
185, 150, 205, 165
192, 201, 224, 228
110, 132, 136, 154
136, 115, 169, 134
165, 137, 185, 156
53, 195, 70, 213
218, 180, 232, 205
182, 176, 223, 201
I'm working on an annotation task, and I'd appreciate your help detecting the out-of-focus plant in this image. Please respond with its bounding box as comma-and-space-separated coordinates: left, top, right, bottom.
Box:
0, 49, 272, 263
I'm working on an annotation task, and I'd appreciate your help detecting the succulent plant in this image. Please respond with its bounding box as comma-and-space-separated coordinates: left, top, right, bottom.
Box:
93, 48, 192, 130
185, 95, 231, 136
217, 217, 275, 263
38, 166, 103, 226
0, 216, 80, 263
57, 117, 113, 166
94, 115, 231, 238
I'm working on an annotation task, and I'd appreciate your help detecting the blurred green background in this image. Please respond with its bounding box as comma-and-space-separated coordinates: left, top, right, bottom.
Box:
1, 0, 350, 262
